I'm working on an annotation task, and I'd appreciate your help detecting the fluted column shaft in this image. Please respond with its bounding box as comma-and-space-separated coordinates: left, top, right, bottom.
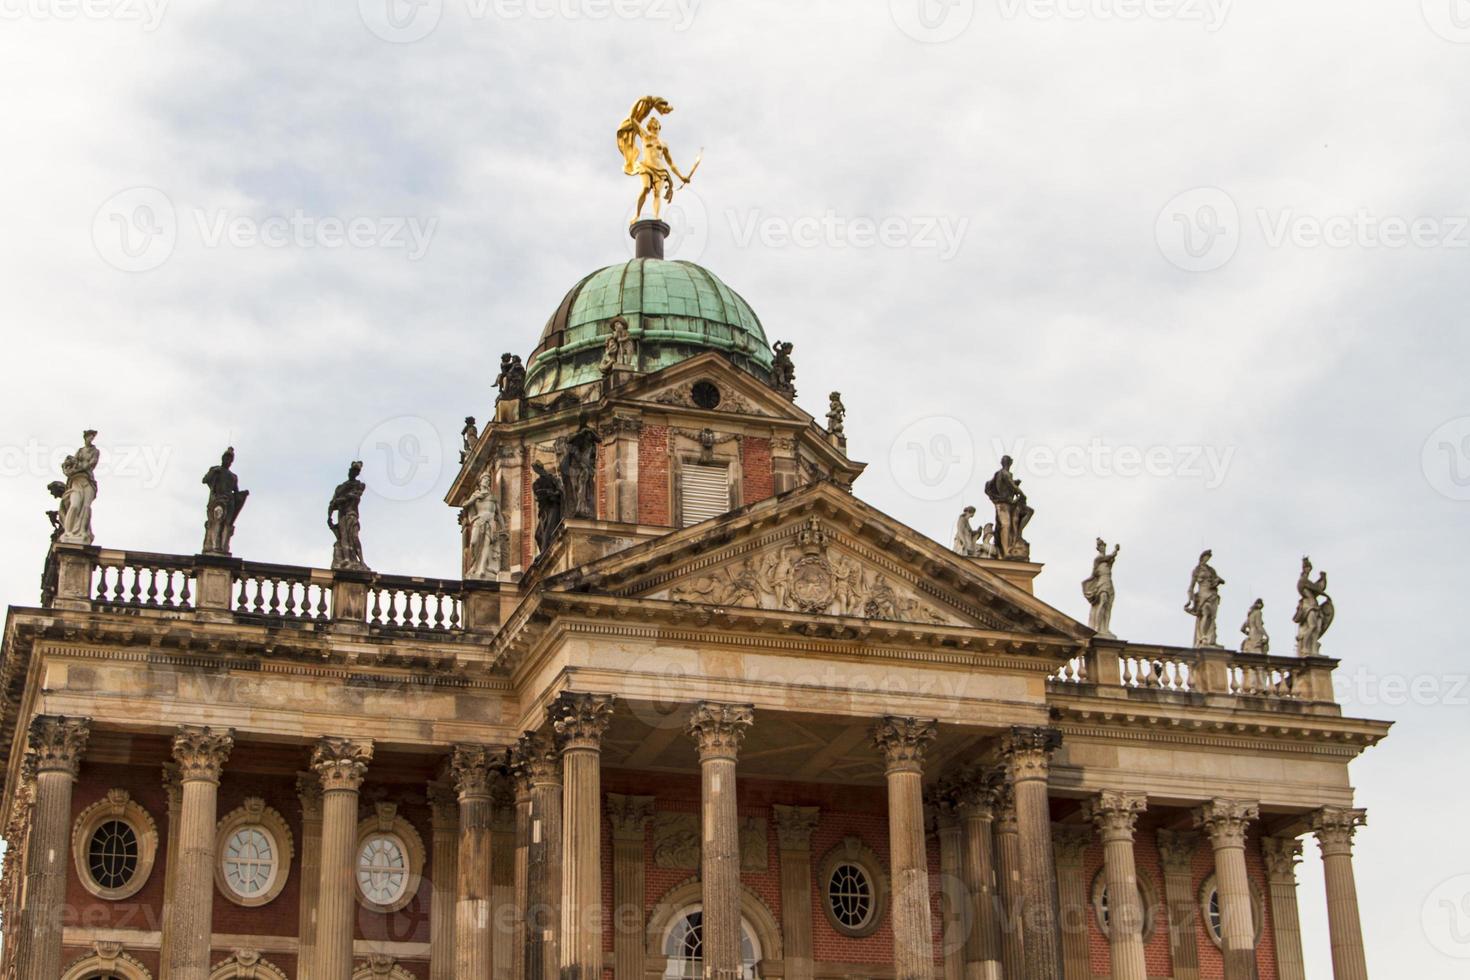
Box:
1003, 727, 1064, 980
690, 703, 755, 980
493, 797, 517, 980
932, 800, 965, 980
993, 791, 1026, 980
1157, 830, 1203, 980
773, 805, 820, 980
956, 781, 1003, 980
511, 765, 534, 980
519, 730, 564, 980
297, 773, 325, 980
1087, 792, 1148, 980
873, 717, 938, 980
454, 745, 497, 980
1262, 837, 1306, 980
429, 782, 459, 980
1195, 800, 1260, 980
14, 716, 89, 980
167, 725, 235, 980
555, 694, 615, 980
158, 764, 182, 973
1051, 826, 1091, 980
312, 737, 374, 980
1312, 808, 1369, 980
609, 794, 656, 980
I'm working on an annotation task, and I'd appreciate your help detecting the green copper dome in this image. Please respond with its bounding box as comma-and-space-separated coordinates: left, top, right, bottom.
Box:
524, 258, 774, 397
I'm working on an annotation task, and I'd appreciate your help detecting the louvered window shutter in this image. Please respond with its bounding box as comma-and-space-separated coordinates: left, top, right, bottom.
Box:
681, 464, 730, 527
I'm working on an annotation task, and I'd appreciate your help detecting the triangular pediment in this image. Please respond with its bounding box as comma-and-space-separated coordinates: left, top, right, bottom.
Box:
546, 483, 1088, 640
614, 351, 812, 423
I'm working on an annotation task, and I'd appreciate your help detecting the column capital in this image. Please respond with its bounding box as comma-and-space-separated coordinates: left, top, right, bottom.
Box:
311, 736, 373, 792
871, 716, 937, 774
552, 692, 616, 751
511, 728, 561, 787
1310, 806, 1366, 856
1052, 824, 1092, 870
296, 770, 323, 820
1155, 829, 1200, 876
1262, 835, 1303, 883
1085, 790, 1148, 843
27, 715, 91, 776
926, 784, 960, 831
686, 702, 755, 761
952, 768, 1001, 819
427, 780, 459, 831
1192, 799, 1259, 849
606, 793, 656, 841
162, 762, 183, 812
993, 782, 1018, 835
172, 725, 235, 783
451, 743, 499, 800
772, 804, 820, 851
1000, 725, 1061, 782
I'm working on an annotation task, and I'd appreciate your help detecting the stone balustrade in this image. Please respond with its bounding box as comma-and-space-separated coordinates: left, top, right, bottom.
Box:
1052, 640, 1338, 705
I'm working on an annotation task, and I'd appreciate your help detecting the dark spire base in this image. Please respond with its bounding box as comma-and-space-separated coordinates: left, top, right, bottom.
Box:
630, 219, 671, 260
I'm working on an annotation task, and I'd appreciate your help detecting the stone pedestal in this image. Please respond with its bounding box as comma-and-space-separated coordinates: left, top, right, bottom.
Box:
453, 745, 497, 980
1262, 836, 1306, 980
1086, 791, 1149, 980
1003, 727, 1064, 980
993, 788, 1027, 980
51, 544, 96, 610
689, 703, 755, 980
954, 778, 1004, 980
1311, 808, 1369, 980
554, 694, 615, 980
608, 794, 656, 980
1194, 800, 1260, 980
1156, 830, 1203, 980
773, 805, 820, 980
1051, 826, 1091, 980
13, 716, 89, 980
167, 725, 235, 980
873, 717, 938, 980
312, 737, 373, 980
297, 773, 325, 980
630, 218, 672, 259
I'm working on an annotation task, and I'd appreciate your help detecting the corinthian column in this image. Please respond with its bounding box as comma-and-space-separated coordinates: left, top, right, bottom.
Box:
1262, 836, 1306, 980
773, 805, 820, 980
167, 725, 235, 980
929, 792, 964, 980
872, 717, 938, 980
1086, 792, 1148, 980
1156, 830, 1202, 980
689, 703, 755, 980
1194, 800, 1260, 980
453, 744, 497, 980
1002, 726, 1064, 980
517, 730, 563, 980
554, 693, 615, 980
493, 784, 518, 980
954, 775, 1004, 980
13, 716, 89, 980
158, 764, 183, 973
508, 756, 534, 980
608, 793, 656, 980
297, 773, 325, 980
1050, 826, 1090, 980
1311, 807, 1369, 980
428, 780, 459, 980
312, 736, 373, 980
992, 785, 1026, 980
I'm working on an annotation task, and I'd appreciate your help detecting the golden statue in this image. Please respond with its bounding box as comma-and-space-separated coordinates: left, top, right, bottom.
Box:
617, 96, 700, 222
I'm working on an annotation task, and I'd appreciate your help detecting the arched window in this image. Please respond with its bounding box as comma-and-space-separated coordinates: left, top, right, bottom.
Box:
59, 943, 153, 980
662, 905, 762, 980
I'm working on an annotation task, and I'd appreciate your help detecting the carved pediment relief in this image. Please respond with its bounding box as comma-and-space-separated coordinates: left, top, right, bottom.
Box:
645, 517, 967, 628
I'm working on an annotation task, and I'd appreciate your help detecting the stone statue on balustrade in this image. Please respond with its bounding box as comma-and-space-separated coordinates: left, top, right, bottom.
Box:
1081, 537, 1121, 639
460, 417, 478, 464
952, 506, 996, 558
327, 461, 369, 572
531, 460, 564, 554
495, 353, 526, 402
201, 447, 249, 556
558, 427, 601, 520
1293, 557, 1334, 657
984, 455, 1033, 561
1184, 549, 1225, 648
56, 429, 100, 546
461, 471, 505, 580
826, 392, 846, 440
771, 341, 796, 397
1240, 598, 1269, 654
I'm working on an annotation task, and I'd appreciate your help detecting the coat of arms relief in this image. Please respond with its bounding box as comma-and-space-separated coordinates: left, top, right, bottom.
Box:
664, 517, 954, 626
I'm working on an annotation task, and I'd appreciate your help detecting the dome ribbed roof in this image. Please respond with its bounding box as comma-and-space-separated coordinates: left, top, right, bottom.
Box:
524, 258, 773, 397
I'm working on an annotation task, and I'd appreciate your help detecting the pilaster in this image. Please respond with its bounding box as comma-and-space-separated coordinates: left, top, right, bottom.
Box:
608, 793, 656, 980
773, 804, 821, 980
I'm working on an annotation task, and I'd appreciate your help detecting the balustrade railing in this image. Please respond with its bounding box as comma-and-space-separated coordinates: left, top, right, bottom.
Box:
368, 576, 463, 632
92, 551, 196, 611
234, 563, 331, 623
1228, 655, 1299, 699
1120, 651, 1195, 692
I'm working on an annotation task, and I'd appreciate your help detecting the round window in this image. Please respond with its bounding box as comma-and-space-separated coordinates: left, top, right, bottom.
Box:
1198, 873, 1265, 948
828, 862, 876, 930
691, 381, 722, 410
222, 826, 278, 899
358, 832, 410, 907
87, 819, 139, 890
214, 799, 294, 908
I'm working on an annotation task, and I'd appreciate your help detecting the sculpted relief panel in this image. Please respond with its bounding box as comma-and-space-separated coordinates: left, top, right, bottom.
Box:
661, 518, 956, 626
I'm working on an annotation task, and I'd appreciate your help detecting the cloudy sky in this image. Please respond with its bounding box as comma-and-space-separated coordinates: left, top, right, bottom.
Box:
3, 0, 1468, 974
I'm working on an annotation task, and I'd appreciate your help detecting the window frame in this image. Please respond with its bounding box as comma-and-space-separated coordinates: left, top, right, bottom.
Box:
71, 789, 158, 902
214, 798, 295, 908
354, 802, 426, 914
816, 837, 889, 938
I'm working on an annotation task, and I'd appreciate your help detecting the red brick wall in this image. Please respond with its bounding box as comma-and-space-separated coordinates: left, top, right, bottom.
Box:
740, 438, 774, 507
638, 426, 671, 526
